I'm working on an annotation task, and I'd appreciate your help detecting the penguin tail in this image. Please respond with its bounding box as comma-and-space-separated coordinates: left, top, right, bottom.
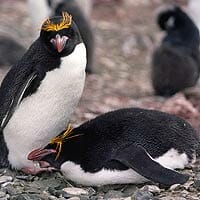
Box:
114, 144, 189, 186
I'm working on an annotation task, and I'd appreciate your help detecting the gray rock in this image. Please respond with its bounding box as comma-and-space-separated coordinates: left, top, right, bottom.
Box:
67, 197, 80, 200
0, 169, 7, 175
0, 194, 10, 200
169, 184, 182, 191
48, 196, 58, 200
3, 185, 21, 195
90, 195, 104, 200
132, 189, 155, 200
104, 198, 132, 200
194, 173, 200, 188
104, 190, 125, 199
0, 192, 6, 198
159, 198, 187, 200
55, 190, 74, 198
141, 185, 161, 194
30, 179, 62, 191
62, 187, 89, 196
0, 176, 13, 184
79, 195, 90, 200
122, 185, 138, 196
183, 180, 194, 190
87, 187, 96, 196
48, 187, 66, 198
16, 175, 34, 181
10, 194, 46, 200
96, 184, 125, 193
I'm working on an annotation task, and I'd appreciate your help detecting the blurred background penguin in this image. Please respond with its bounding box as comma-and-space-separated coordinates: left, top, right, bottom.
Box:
151, 5, 200, 96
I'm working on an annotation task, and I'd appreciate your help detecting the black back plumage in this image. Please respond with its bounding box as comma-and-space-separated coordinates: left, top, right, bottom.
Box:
151, 6, 200, 96
43, 108, 199, 172
0, 38, 60, 122
48, 0, 95, 73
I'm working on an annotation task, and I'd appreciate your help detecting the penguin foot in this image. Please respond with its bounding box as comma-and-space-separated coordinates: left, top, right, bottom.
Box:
21, 164, 55, 175
23, 149, 57, 175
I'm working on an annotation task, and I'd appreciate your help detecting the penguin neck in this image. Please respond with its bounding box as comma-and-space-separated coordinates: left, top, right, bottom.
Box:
0, 134, 9, 168
19, 38, 61, 73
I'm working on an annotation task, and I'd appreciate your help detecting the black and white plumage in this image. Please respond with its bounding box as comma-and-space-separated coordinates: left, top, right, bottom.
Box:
29, 108, 200, 186
28, 0, 95, 73
151, 5, 200, 96
0, 12, 86, 174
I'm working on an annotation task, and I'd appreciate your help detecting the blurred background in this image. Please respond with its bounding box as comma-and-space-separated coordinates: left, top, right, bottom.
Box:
1, 0, 200, 130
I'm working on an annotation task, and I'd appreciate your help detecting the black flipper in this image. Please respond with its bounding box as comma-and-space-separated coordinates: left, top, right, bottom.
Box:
113, 144, 189, 186
0, 72, 37, 130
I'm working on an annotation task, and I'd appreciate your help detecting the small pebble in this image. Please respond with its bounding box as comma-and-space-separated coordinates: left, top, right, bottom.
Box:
0, 192, 6, 198
0, 194, 10, 200
132, 189, 155, 200
0, 176, 13, 184
67, 197, 80, 200
183, 181, 194, 190
48, 196, 57, 200
104, 190, 125, 199
62, 187, 89, 196
194, 173, 200, 188
142, 185, 161, 194
169, 184, 182, 191
16, 175, 34, 181
122, 185, 138, 196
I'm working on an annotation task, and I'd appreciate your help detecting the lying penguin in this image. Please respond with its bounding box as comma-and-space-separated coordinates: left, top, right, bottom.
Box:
28, 108, 200, 186
0, 12, 86, 174
151, 5, 200, 96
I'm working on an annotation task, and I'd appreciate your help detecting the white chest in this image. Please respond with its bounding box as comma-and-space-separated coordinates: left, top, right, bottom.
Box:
4, 43, 86, 169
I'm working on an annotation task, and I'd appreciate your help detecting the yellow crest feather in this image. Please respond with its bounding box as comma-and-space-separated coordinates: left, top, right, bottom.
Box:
50, 124, 83, 160
41, 12, 72, 32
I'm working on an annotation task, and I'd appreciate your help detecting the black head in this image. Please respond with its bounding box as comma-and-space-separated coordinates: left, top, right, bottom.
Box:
40, 12, 82, 57
157, 6, 195, 31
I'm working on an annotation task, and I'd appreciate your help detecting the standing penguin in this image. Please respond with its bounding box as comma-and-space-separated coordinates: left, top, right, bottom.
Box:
29, 108, 199, 186
151, 5, 200, 96
0, 12, 86, 174
27, 0, 95, 74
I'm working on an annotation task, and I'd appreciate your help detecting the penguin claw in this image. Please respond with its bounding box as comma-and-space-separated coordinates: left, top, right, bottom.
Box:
21, 166, 56, 175
28, 148, 57, 161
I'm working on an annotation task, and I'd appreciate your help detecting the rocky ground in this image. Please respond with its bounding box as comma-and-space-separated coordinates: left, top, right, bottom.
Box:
1, 0, 200, 199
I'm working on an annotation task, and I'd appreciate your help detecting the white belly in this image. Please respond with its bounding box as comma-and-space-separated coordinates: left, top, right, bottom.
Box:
60, 148, 190, 186
4, 43, 86, 169
61, 161, 148, 186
